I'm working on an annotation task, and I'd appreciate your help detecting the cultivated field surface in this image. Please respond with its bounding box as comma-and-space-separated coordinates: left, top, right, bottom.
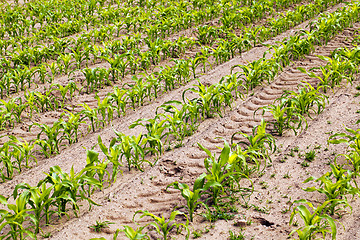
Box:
1, 0, 360, 239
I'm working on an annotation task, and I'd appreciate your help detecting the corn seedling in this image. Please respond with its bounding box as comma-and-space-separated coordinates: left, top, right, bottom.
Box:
0, 194, 37, 240
97, 136, 123, 182
30, 120, 66, 156
120, 225, 150, 240
231, 119, 276, 171
133, 210, 189, 240
198, 141, 253, 206
256, 99, 306, 136
167, 174, 206, 222
289, 199, 338, 240
114, 131, 149, 171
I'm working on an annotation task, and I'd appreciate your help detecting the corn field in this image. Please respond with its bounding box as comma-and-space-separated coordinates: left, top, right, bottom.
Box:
1, 0, 360, 239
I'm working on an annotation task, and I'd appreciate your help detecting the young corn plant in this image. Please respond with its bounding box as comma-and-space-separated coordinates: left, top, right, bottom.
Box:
39, 165, 102, 218
8, 136, 37, 170
166, 174, 206, 222
329, 127, 360, 190
32, 90, 59, 113
30, 120, 66, 156
0, 194, 37, 240
12, 182, 54, 234
303, 169, 355, 216
231, 119, 276, 171
51, 81, 78, 108
120, 225, 150, 240
114, 131, 149, 171
198, 141, 253, 206
231, 58, 280, 91
279, 82, 328, 118
155, 101, 193, 147
108, 87, 127, 117
95, 95, 114, 127
126, 75, 152, 109
133, 210, 189, 240
0, 97, 27, 124
61, 111, 85, 145
80, 103, 101, 133
289, 199, 337, 240
182, 81, 228, 119
97, 136, 123, 182
130, 118, 169, 158
189, 56, 209, 78
256, 99, 306, 136
0, 141, 15, 181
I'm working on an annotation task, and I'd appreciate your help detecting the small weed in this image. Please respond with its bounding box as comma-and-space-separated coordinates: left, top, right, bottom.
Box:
252, 205, 270, 214
229, 230, 245, 240
192, 229, 203, 239
325, 158, 332, 165
293, 146, 299, 152
270, 173, 276, 178
204, 224, 214, 233
41, 232, 52, 238
283, 172, 291, 179
281, 208, 289, 214
246, 218, 253, 226
288, 148, 295, 157
226, 203, 239, 213
89, 220, 114, 233
202, 206, 235, 222
301, 161, 310, 167
259, 181, 269, 189
292, 220, 299, 226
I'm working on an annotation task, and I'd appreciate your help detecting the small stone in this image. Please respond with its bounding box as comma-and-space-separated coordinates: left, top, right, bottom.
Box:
233, 219, 247, 227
